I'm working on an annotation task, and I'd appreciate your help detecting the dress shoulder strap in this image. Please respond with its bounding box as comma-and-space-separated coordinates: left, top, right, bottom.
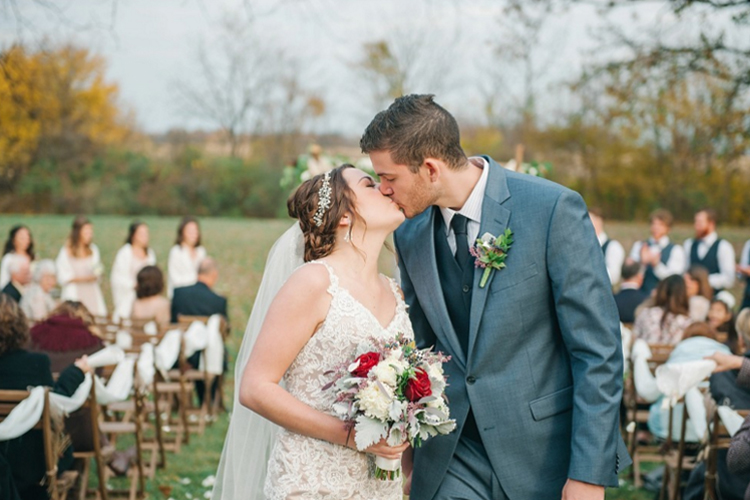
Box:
384, 275, 407, 312
307, 260, 339, 295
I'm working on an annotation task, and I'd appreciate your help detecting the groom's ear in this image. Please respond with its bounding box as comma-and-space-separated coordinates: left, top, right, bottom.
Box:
423, 158, 442, 183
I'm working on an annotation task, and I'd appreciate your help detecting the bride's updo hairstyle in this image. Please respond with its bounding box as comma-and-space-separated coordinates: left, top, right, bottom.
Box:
288, 164, 362, 262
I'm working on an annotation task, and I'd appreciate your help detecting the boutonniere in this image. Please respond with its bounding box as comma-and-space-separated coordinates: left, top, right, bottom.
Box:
470, 228, 514, 288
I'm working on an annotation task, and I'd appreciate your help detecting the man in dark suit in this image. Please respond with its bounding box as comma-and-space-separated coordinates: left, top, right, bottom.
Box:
171, 257, 227, 405
1, 258, 30, 303
614, 260, 649, 324
171, 257, 227, 323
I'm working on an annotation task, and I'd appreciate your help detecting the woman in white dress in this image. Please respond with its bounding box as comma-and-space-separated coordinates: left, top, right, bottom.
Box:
110, 221, 156, 320
1, 225, 35, 289
55, 216, 107, 317
214, 165, 410, 500
167, 216, 206, 297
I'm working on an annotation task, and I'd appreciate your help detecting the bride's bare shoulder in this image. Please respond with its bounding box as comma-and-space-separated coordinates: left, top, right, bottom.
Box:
282, 261, 332, 294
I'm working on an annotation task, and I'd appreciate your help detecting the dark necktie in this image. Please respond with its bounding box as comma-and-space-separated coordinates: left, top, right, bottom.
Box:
451, 214, 470, 271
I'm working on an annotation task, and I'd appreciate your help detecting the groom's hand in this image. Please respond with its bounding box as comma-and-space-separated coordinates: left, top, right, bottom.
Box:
561, 479, 604, 500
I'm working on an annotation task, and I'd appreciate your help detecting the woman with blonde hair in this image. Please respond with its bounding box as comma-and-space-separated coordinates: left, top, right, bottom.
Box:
55, 216, 106, 317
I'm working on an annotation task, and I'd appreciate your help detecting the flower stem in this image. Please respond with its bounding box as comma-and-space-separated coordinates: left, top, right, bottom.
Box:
480, 268, 492, 288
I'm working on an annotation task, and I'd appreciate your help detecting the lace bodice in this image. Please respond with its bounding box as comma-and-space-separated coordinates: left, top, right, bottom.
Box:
264, 261, 413, 500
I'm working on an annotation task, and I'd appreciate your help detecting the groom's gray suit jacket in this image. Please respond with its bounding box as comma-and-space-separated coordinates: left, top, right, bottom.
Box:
394, 157, 631, 499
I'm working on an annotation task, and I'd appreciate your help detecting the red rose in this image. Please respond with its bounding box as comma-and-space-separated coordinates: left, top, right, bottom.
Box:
351, 352, 380, 377
405, 368, 433, 402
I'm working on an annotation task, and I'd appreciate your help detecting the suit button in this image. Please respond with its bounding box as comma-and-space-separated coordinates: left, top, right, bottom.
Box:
462, 285, 470, 293
466, 376, 476, 385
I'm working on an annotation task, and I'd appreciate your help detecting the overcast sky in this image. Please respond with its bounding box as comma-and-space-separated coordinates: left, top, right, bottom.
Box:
0, 0, 714, 136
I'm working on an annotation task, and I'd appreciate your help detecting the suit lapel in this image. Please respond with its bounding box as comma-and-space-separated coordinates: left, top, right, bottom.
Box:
406, 207, 467, 369
468, 158, 511, 357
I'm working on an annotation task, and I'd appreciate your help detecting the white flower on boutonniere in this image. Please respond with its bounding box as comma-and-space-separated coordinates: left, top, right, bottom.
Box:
469, 228, 514, 288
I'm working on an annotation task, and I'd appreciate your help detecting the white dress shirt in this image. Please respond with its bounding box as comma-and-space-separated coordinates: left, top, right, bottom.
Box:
683, 232, 736, 290
740, 240, 750, 269
629, 236, 686, 280
598, 232, 625, 285
440, 157, 489, 256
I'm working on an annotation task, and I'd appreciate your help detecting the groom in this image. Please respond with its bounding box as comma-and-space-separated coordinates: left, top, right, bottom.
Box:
361, 95, 630, 499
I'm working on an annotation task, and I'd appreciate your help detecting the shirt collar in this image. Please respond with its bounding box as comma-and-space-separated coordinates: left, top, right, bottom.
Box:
598, 232, 609, 246
649, 235, 671, 248
440, 156, 489, 233
620, 282, 640, 290
701, 232, 718, 246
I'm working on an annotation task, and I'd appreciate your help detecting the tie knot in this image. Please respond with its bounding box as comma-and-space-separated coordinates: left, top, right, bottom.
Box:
451, 214, 468, 236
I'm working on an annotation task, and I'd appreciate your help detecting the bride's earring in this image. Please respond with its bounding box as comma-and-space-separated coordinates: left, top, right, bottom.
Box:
342, 216, 351, 243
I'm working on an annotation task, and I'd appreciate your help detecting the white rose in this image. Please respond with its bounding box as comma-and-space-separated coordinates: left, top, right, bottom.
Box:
371, 361, 398, 388
357, 382, 393, 421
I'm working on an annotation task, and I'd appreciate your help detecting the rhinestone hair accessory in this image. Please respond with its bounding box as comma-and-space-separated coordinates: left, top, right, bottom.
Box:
313, 170, 332, 227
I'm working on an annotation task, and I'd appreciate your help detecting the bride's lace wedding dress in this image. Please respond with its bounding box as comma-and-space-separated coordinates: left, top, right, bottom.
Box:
264, 261, 413, 500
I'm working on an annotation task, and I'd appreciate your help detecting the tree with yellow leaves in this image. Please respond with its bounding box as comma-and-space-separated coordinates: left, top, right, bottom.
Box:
0, 44, 131, 204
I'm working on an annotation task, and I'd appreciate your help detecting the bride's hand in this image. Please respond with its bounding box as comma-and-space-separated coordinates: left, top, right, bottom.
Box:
364, 438, 410, 460
347, 431, 410, 459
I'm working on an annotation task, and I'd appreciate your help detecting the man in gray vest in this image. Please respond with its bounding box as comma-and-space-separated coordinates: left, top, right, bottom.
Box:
362, 94, 629, 500
628, 209, 685, 294
683, 208, 735, 295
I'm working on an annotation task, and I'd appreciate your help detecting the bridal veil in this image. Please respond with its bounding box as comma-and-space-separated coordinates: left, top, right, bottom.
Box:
212, 223, 304, 500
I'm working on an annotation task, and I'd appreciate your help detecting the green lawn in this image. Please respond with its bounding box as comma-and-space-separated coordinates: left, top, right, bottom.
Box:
2, 214, 748, 499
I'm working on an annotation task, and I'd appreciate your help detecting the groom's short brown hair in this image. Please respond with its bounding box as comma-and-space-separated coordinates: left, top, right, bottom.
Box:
360, 94, 467, 172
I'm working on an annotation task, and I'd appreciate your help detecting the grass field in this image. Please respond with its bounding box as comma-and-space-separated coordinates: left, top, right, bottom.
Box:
2, 214, 749, 499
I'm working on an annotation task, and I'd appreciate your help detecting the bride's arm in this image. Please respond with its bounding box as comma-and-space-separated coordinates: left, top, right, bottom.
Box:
240, 264, 406, 459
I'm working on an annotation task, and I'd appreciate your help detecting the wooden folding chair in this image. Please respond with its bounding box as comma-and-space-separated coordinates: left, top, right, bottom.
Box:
177, 314, 229, 417
67, 380, 108, 500
626, 343, 674, 488
0, 388, 78, 500
106, 362, 169, 478
704, 407, 750, 500
659, 392, 701, 500
98, 365, 146, 500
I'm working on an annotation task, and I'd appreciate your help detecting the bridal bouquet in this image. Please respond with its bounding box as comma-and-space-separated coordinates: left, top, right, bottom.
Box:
324, 334, 456, 480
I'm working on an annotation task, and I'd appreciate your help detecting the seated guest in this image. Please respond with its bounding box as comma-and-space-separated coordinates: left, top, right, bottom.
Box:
0, 295, 91, 500
171, 257, 227, 405
28, 301, 104, 374
634, 274, 693, 345
685, 265, 713, 322
727, 417, 750, 500
613, 260, 648, 324
171, 257, 227, 324
20, 259, 58, 322
131, 265, 170, 329
629, 209, 686, 294
683, 208, 735, 296
1, 225, 35, 289
647, 322, 731, 441
683, 309, 750, 500
1, 257, 30, 303
588, 207, 625, 286
110, 221, 156, 321
709, 292, 742, 354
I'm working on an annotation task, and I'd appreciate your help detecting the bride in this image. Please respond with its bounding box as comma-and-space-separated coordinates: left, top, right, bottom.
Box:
213, 164, 412, 499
